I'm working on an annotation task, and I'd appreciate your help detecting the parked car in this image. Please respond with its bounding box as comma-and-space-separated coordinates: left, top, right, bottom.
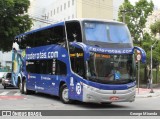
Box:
0, 72, 7, 83
1, 72, 12, 89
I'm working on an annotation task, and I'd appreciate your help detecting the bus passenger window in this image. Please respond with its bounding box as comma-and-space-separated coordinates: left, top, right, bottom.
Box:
23, 26, 66, 48
56, 60, 67, 75
66, 21, 82, 42
26, 60, 53, 75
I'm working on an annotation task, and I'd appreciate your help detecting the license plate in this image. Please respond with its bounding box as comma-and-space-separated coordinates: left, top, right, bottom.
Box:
109, 96, 119, 101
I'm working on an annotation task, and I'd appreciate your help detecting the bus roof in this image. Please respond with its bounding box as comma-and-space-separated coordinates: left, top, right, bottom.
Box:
15, 22, 65, 38
15, 18, 124, 39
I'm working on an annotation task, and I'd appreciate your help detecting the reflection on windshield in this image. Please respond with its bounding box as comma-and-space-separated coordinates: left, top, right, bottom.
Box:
87, 53, 136, 84
84, 22, 132, 43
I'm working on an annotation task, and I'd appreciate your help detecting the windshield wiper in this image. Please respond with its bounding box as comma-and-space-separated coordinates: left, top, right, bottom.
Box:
94, 45, 100, 47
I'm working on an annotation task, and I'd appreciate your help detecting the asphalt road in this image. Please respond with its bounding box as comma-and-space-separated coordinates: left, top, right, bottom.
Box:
0, 84, 160, 111
1, 84, 160, 119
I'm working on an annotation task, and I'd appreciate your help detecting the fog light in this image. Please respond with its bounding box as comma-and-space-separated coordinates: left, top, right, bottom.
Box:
87, 94, 93, 99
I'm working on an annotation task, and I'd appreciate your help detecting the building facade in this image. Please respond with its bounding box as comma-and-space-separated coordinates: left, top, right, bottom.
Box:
0, 51, 12, 70
29, 0, 124, 29
45, 0, 119, 21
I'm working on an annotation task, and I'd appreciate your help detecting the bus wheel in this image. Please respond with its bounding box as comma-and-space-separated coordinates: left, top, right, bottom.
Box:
20, 82, 24, 94
23, 80, 29, 95
60, 84, 72, 104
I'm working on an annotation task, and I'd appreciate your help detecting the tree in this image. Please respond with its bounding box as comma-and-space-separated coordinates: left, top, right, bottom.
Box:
150, 20, 160, 66
118, 0, 155, 83
0, 0, 32, 52
118, 0, 154, 45
150, 20, 160, 82
150, 20, 160, 35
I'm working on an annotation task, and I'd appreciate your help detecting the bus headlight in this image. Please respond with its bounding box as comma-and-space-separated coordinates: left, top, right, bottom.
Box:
83, 83, 99, 91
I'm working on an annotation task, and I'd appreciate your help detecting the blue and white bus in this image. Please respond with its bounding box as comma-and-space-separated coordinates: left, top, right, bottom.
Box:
12, 19, 146, 104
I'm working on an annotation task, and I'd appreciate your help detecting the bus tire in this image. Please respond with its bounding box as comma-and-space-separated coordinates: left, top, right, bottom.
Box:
20, 81, 24, 94
23, 80, 30, 95
60, 84, 72, 104
18, 78, 21, 89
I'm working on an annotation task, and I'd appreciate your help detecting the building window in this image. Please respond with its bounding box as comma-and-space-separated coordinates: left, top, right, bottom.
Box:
51, 11, 52, 17
54, 9, 55, 15
64, 3, 66, 10
72, 0, 74, 5
57, 7, 59, 13
61, 5, 62, 12
48, 12, 49, 18
44, 14, 47, 20
68, 1, 70, 8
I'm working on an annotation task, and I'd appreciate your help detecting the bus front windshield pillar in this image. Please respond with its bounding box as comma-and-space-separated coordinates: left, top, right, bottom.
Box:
69, 45, 85, 78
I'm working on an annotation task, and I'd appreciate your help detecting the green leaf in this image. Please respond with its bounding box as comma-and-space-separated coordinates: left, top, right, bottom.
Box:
0, 0, 32, 51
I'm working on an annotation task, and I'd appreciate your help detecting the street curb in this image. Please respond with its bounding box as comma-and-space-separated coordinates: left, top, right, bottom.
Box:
136, 92, 160, 98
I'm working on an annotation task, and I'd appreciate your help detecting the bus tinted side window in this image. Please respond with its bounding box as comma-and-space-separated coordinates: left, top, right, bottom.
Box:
26, 60, 53, 74
56, 60, 67, 75
26, 59, 67, 76
66, 21, 82, 42
40, 60, 53, 75
26, 60, 36, 73
49, 26, 65, 45
20, 25, 66, 48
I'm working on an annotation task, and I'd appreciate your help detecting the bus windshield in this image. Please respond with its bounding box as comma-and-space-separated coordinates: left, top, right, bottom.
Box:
84, 21, 132, 44
87, 53, 136, 84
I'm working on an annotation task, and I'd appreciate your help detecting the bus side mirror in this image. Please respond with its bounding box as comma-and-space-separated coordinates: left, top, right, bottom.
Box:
133, 46, 146, 63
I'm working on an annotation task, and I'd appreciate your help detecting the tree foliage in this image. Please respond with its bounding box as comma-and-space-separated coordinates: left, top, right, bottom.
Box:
150, 20, 160, 67
118, 0, 160, 66
0, 0, 32, 52
150, 20, 160, 35
118, 0, 154, 45
140, 33, 160, 66
118, 0, 160, 82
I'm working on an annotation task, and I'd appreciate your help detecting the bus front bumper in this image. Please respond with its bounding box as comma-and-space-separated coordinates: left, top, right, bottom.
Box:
82, 84, 136, 103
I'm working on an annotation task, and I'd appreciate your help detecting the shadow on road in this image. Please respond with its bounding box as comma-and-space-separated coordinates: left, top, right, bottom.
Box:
0, 86, 18, 90
0, 83, 130, 109
29, 92, 129, 109
72, 101, 129, 109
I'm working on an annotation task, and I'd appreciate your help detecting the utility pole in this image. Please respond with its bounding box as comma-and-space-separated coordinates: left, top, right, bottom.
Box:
42, 14, 48, 20
41, 14, 49, 25
120, 10, 127, 23
120, 9, 134, 23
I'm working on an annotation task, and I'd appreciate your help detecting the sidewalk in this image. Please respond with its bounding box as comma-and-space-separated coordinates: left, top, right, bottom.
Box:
136, 88, 160, 98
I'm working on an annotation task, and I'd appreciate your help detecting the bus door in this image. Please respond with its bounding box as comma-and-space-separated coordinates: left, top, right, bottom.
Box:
69, 46, 85, 100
